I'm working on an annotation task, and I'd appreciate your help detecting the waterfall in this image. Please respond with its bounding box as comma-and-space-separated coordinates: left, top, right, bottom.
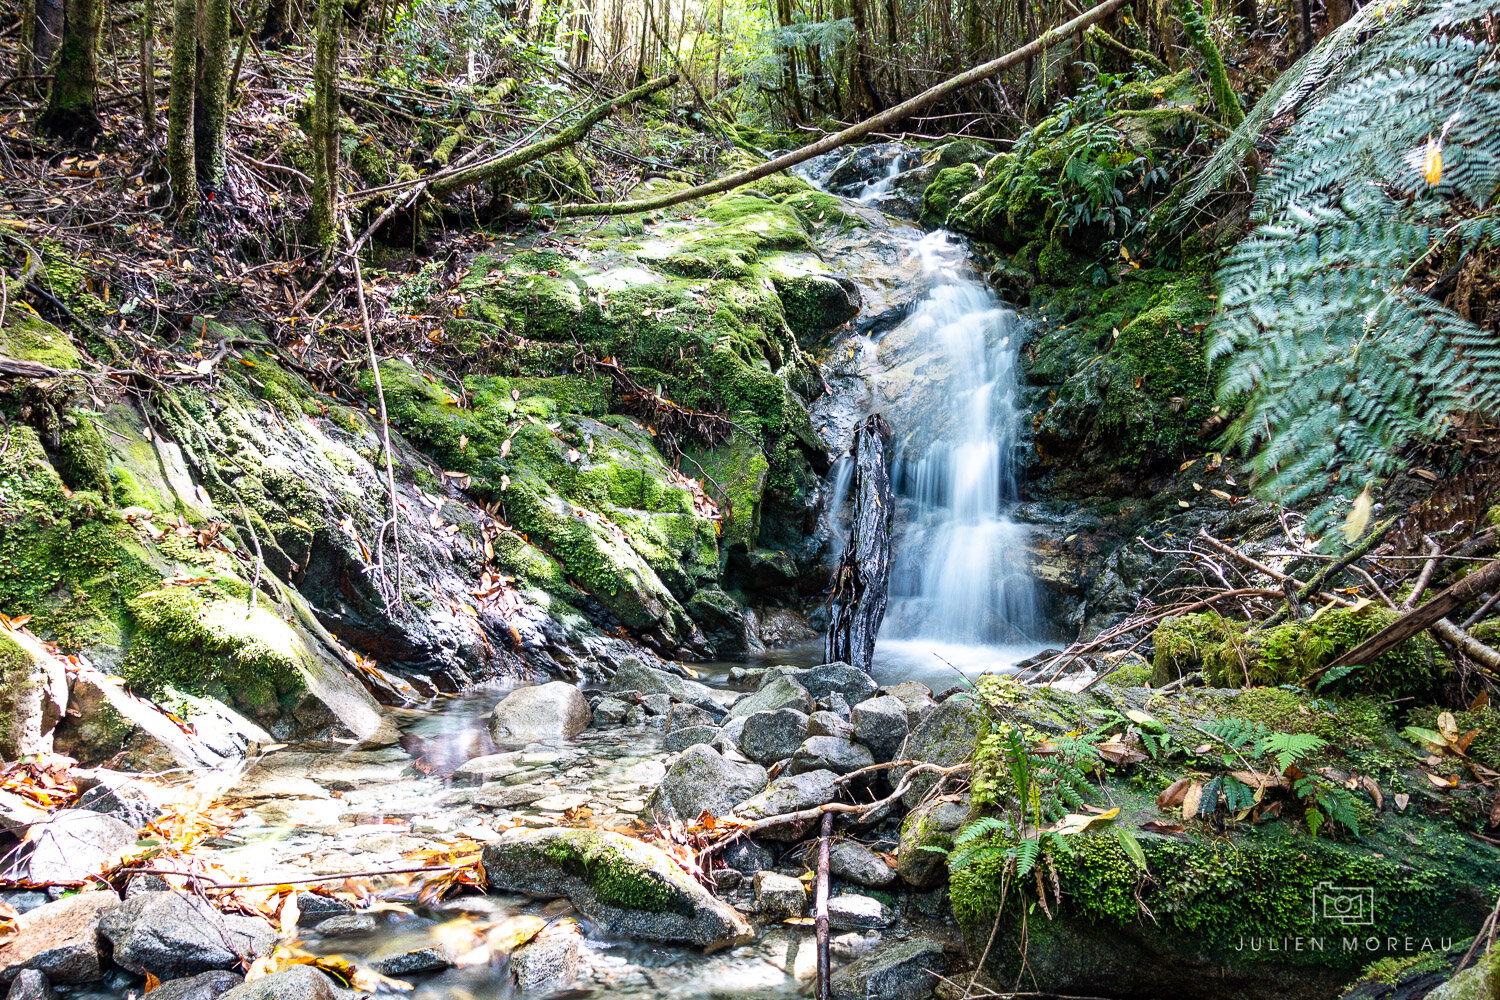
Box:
871, 232, 1043, 682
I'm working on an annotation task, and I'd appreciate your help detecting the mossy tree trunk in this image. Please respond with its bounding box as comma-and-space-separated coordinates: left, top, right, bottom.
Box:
258, 0, 290, 46
309, 0, 343, 250
38, 0, 103, 143
1174, 0, 1244, 128
166, 0, 198, 221
192, 0, 231, 193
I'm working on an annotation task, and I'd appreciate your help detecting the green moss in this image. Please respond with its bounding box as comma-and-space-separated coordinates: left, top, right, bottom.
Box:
1104, 659, 1154, 687
539, 833, 695, 915
951, 819, 1499, 977
122, 583, 307, 719
921, 162, 982, 229
0, 309, 82, 368
0, 425, 159, 654
1151, 611, 1239, 685
226, 350, 328, 417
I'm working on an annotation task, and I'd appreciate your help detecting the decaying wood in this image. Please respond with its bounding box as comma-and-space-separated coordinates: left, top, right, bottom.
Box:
1320, 558, 1500, 676
826, 414, 894, 673
518, 0, 1132, 219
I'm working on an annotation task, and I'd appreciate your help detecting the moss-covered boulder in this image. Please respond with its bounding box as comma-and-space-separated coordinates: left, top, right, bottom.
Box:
0, 629, 66, 760
481, 827, 753, 949
920, 162, 982, 229
933, 676, 1500, 1000
1151, 607, 1442, 700
0, 308, 82, 368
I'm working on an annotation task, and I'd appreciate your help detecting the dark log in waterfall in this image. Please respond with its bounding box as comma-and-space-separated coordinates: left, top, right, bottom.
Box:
825, 414, 894, 673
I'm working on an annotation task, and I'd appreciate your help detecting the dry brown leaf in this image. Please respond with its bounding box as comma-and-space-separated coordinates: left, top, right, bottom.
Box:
1181, 781, 1204, 821
1157, 778, 1191, 809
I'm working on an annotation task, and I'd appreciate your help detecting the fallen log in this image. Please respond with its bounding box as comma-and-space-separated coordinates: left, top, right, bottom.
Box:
1318, 557, 1500, 676
517, 0, 1131, 220
429, 73, 676, 196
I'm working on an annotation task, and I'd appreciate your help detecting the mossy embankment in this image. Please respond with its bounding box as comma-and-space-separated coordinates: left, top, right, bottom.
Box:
367, 175, 862, 653
938, 676, 1500, 1000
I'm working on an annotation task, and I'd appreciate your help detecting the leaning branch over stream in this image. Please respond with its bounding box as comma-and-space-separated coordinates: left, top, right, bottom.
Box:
518, 0, 1131, 219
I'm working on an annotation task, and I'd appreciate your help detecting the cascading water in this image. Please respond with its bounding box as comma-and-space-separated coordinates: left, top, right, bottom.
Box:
865, 232, 1046, 686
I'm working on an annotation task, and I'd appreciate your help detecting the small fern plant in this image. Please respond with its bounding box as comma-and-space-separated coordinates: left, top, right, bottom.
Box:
1195, 716, 1360, 834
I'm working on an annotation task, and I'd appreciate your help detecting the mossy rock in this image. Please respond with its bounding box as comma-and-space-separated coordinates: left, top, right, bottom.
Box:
921, 162, 982, 229
1150, 607, 1442, 700
0, 309, 82, 368
122, 583, 311, 720
480, 828, 753, 948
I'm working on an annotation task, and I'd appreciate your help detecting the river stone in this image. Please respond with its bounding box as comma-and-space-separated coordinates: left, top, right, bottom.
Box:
827, 692, 852, 720
852, 696, 909, 762
828, 840, 897, 887
897, 798, 968, 889
481, 828, 754, 949
0, 890, 118, 984
753, 872, 806, 919
764, 663, 877, 705
715, 716, 748, 754
721, 838, 775, 874
509, 919, 581, 991
789, 736, 875, 775
99, 891, 275, 979
473, 783, 552, 809
293, 893, 353, 927
828, 894, 891, 929
371, 946, 452, 976
489, 683, 591, 741
593, 697, 631, 725
21, 809, 137, 884
310, 914, 377, 937
882, 681, 938, 727
893, 694, 980, 806
148, 971, 245, 1000
4, 970, 53, 1000
830, 937, 945, 1000
664, 725, 719, 752
734, 770, 840, 841
665, 702, 716, 733
739, 709, 811, 764
650, 745, 767, 822
72, 771, 159, 830
216, 967, 352, 1000
608, 659, 721, 714
453, 753, 523, 785
809, 711, 854, 739
727, 676, 814, 720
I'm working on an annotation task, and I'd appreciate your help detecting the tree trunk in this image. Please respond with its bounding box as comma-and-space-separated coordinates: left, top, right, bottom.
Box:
1175, 0, 1243, 127
193, 0, 231, 192
846, 0, 882, 113
39, 0, 104, 143
310, 0, 343, 249
165, 0, 198, 220
31, 0, 64, 76
258, 0, 289, 45
825, 415, 893, 673
141, 0, 157, 144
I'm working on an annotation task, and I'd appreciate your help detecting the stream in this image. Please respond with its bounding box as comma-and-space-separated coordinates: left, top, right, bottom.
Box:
66, 148, 1050, 1000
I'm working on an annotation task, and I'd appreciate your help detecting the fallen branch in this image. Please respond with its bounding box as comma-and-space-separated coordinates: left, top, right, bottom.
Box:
428, 73, 677, 196
518, 0, 1131, 219
815, 811, 833, 1000
1259, 517, 1397, 629
1317, 557, 1500, 677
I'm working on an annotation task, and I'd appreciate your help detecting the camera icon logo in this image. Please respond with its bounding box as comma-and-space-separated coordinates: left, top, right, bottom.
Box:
1312, 882, 1375, 926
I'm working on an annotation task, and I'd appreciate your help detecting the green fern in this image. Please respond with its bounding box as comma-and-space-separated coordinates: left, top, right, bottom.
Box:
1198, 0, 1500, 521
1257, 731, 1328, 772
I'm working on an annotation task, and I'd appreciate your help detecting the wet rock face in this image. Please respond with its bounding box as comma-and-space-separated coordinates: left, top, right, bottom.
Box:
145, 971, 245, 1000
13, 809, 136, 885
216, 967, 353, 1000
481, 828, 753, 949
